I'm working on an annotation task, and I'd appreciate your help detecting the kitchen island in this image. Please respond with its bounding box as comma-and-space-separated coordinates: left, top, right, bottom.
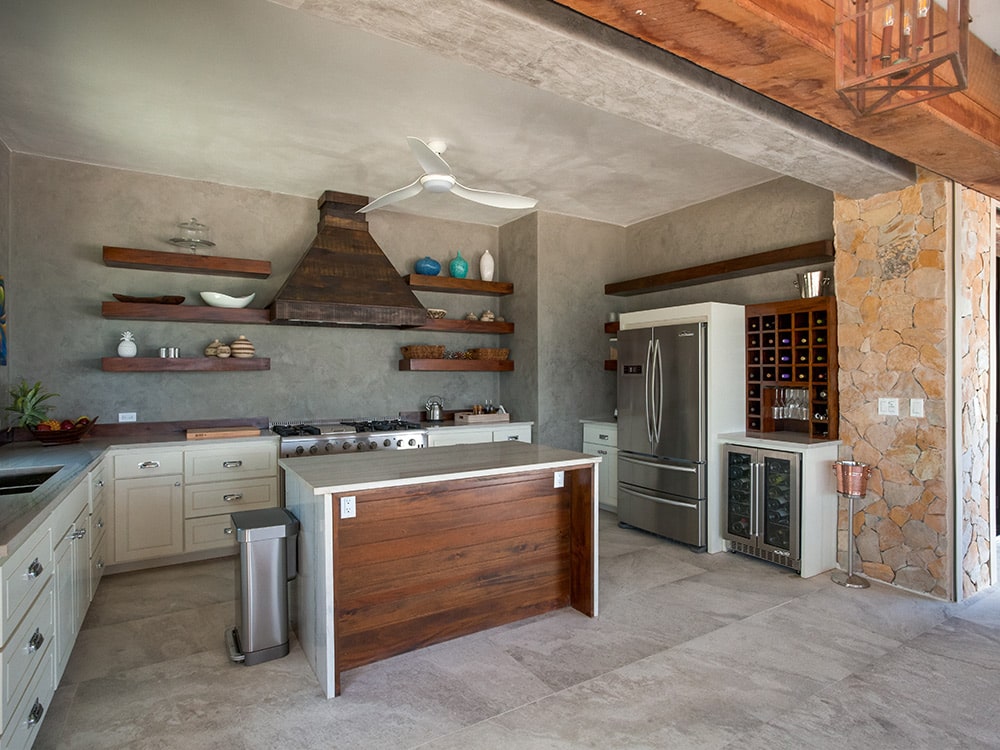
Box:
282, 441, 600, 698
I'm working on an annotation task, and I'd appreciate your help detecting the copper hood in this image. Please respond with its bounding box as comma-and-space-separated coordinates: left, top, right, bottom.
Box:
269, 191, 426, 328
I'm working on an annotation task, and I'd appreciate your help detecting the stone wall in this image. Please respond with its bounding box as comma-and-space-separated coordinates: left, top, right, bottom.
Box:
833, 171, 952, 599
957, 186, 995, 596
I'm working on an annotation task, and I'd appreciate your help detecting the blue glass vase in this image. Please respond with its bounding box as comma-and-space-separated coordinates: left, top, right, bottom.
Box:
414, 256, 441, 276
449, 251, 468, 279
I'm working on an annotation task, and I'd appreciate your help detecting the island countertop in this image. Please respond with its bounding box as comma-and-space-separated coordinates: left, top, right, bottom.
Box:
280, 440, 601, 495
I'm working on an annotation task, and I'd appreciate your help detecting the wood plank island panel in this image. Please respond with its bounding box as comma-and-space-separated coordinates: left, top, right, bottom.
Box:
103, 246, 271, 278
331, 468, 594, 693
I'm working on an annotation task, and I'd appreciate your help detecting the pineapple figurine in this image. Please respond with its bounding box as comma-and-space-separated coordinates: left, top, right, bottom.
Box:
117, 330, 137, 358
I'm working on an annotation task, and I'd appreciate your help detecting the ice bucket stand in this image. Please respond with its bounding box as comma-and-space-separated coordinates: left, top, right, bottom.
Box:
831, 461, 871, 589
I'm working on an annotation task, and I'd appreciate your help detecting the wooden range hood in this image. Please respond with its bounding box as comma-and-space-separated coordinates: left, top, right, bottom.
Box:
269, 191, 426, 328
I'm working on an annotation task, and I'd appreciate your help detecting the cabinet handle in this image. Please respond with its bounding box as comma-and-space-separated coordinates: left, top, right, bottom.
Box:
222, 460, 243, 469
74, 529, 87, 540
223, 527, 234, 535
597, 449, 608, 455
96, 479, 105, 488
25, 558, 43, 580
26, 699, 44, 727
598, 434, 609, 440
96, 559, 104, 570
27, 628, 44, 653
138, 460, 160, 470
505, 435, 519, 441
96, 517, 104, 529
223, 493, 243, 503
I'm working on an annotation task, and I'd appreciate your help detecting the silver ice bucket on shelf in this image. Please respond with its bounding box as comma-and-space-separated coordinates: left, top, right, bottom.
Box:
793, 270, 830, 298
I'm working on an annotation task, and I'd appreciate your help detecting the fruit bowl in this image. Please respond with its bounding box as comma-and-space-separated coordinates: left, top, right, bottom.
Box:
30, 417, 99, 446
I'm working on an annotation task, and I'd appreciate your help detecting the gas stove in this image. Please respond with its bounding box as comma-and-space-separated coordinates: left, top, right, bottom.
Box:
272, 418, 428, 458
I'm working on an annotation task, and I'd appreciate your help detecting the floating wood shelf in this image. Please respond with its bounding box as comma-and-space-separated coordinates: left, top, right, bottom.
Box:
414, 319, 514, 334
399, 359, 515, 372
403, 275, 513, 296
103, 246, 271, 278
605, 240, 834, 296
102, 302, 271, 324
102, 357, 270, 372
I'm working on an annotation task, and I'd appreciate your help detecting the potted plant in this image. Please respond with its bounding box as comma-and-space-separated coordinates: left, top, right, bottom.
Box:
5, 379, 58, 429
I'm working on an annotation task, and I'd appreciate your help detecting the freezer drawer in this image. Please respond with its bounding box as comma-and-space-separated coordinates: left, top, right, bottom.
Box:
618, 453, 703, 500
618, 484, 705, 548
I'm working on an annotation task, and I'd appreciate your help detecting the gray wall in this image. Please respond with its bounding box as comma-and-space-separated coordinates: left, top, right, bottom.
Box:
6, 155, 507, 426
0, 141, 8, 400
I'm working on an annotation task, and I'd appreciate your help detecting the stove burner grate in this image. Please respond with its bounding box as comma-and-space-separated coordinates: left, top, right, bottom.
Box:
271, 424, 322, 437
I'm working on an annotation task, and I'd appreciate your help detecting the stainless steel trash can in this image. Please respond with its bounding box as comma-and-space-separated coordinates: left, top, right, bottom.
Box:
226, 507, 299, 666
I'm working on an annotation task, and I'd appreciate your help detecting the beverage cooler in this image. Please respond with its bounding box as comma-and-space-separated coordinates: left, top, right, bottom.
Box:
723, 444, 801, 571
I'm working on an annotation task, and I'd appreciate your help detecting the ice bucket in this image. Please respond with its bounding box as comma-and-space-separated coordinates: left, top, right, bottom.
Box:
832, 460, 871, 497
793, 270, 830, 298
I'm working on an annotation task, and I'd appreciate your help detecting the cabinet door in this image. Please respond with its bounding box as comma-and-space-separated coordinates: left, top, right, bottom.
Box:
114, 476, 184, 563
90, 533, 108, 602
759, 450, 800, 560
583, 441, 617, 511
723, 446, 755, 542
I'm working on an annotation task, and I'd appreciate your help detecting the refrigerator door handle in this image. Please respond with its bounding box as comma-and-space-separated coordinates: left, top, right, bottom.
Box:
652, 337, 663, 445
619, 455, 698, 474
645, 338, 655, 445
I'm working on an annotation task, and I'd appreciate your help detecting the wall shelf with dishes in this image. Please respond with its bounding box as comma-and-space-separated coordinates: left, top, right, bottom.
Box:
402, 275, 512, 296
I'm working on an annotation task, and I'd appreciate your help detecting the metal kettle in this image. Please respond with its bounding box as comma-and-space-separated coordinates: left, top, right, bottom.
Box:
425, 395, 444, 422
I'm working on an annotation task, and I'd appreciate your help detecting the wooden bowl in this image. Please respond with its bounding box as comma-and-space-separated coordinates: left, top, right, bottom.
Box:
30, 417, 99, 445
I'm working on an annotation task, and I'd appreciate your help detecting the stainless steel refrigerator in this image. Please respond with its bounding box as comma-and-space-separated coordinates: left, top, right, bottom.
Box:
617, 322, 707, 548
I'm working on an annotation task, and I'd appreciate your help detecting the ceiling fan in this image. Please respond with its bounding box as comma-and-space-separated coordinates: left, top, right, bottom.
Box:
357, 137, 538, 213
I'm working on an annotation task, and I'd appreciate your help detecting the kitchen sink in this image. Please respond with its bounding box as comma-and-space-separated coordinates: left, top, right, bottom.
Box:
0, 467, 61, 496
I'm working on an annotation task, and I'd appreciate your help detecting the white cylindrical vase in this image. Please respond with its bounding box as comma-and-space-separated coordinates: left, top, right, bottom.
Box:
479, 249, 495, 282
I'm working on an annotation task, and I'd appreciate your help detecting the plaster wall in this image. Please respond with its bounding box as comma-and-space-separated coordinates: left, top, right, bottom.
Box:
498, 213, 539, 432
6, 155, 507, 426
0, 141, 9, 399
621, 177, 835, 311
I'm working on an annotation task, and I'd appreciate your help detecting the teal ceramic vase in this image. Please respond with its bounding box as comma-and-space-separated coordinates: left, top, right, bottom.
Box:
449, 251, 469, 279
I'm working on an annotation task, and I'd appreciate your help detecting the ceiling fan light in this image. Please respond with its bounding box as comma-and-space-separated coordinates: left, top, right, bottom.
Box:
420, 174, 455, 193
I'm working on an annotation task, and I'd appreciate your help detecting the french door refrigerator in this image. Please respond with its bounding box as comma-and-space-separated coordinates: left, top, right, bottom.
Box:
722, 445, 801, 570
617, 322, 707, 548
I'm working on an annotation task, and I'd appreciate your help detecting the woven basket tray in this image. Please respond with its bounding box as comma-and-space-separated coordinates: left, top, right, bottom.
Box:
400, 345, 445, 359
467, 348, 510, 360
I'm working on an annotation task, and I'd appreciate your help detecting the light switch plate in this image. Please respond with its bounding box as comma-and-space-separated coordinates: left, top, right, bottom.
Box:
910, 398, 924, 417
118, 412, 137, 422
877, 398, 899, 416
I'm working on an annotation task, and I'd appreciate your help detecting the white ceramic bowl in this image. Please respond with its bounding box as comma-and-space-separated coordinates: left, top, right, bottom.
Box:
200, 292, 255, 308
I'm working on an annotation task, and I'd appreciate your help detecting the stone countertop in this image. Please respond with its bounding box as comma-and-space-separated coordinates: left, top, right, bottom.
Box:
579, 417, 617, 426
281, 440, 598, 496
0, 433, 278, 563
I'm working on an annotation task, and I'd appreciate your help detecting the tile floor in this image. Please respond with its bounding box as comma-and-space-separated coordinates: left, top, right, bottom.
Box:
35, 511, 1000, 749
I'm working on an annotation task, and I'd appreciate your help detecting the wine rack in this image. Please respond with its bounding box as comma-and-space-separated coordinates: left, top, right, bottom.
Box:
745, 296, 837, 440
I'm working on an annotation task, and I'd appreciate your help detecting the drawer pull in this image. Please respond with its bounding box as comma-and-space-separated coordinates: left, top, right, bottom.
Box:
96, 517, 104, 529
599, 433, 609, 440
505, 435, 519, 441
222, 460, 243, 469
223, 494, 243, 503
138, 460, 160, 470
96, 479, 105, 488
25, 558, 43, 580
26, 699, 44, 727
73, 529, 87, 540
27, 628, 45, 653
597, 449, 608, 455
96, 559, 105, 570
223, 527, 234, 535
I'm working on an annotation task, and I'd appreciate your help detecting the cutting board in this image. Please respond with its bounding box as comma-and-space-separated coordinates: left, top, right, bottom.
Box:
454, 412, 510, 424
186, 426, 262, 440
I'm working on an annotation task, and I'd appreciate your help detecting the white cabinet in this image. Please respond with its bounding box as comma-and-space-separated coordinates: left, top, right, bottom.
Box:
582, 422, 618, 512
426, 423, 532, 447
53, 497, 89, 680
112, 448, 185, 566
88, 461, 109, 600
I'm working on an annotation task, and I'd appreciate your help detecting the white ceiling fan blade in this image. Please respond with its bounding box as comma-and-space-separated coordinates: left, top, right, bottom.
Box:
407, 136, 451, 175
357, 178, 424, 213
452, 181, 538, 209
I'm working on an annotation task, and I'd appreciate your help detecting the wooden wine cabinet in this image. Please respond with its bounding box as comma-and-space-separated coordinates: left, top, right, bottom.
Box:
745, 297, 837, 440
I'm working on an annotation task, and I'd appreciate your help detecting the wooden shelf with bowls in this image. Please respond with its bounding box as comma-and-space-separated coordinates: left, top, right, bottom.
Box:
102, 357, 270, 372
398, 358, 514, 372
101, 302, 270, 325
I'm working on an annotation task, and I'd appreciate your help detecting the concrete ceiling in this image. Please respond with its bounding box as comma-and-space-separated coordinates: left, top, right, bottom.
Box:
0, 0, 937, 228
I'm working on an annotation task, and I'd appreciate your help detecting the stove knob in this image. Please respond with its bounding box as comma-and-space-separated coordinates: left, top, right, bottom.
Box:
408, 438, 417, 447
368, 441, 378, 450
309, 444, 319, 455
343, 443, 352, 450
295, 445, 305, 455
384, 438, 392, 447
357, 442, 366, 450
325, 443, 335, 452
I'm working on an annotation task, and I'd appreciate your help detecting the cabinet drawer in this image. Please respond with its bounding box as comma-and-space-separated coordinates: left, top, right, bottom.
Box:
184, 444, 277, 483
582, 423, 617, 446
184, 515, 238, 554
89, 461, 109, 510
4, 648, 54, 750
114, 450, 183, 479
1, 527, 52, 646
184, 478, 277, 518
90, 535, 108, 602
0, 581, 53, 733
493, 426, 531, 443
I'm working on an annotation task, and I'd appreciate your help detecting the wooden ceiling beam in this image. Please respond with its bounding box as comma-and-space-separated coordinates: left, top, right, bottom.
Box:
552, 0, 1000, 200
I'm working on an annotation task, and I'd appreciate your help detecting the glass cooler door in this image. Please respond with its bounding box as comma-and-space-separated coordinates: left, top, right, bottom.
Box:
723, 446, 755, 543
758, 450, 800, 560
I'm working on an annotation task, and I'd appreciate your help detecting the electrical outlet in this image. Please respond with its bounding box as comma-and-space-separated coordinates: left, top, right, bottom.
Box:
340, 496, 356, 519
910, 398, 925, 418
118, 412, 137, 423
554, 471, 565, 488
877, 398, 899, 416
